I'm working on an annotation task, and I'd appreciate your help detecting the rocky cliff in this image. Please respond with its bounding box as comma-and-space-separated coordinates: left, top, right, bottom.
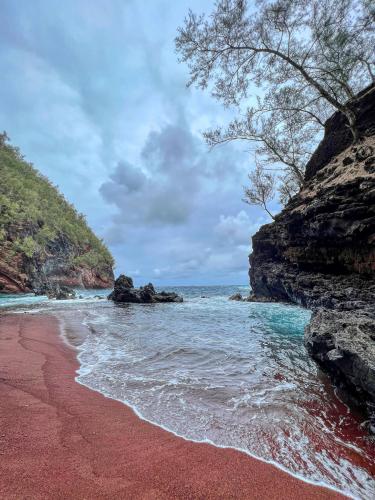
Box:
249, 87, 375, 428
0, 135, 114, 293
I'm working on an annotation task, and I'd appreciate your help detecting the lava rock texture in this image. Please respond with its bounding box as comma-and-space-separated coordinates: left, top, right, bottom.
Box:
249, 86, 375, 429
108, 275, 183, 304
34, 281, 76, 300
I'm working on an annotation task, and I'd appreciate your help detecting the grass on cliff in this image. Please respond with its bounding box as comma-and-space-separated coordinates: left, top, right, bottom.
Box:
0, 133, 114, 270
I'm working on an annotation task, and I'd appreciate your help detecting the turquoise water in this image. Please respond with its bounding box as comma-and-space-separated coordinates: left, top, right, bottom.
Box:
0, 287, 109, 309
3, 285, 375, 498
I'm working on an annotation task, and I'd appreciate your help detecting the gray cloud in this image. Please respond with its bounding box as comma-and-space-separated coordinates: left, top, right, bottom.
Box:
100, 118, 249, 229
0, 0, 276, 285
100, 143, 194, 226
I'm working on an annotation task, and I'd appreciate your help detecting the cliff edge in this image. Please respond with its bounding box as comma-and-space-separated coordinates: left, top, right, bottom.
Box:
249, 87, 375, 428
0, 135, 114, 293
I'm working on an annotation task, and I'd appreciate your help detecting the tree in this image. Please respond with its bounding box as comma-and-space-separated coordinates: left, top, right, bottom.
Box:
243, 162, 276, 219
176, 0, 375, 214
0, 131, 10, 148
176, 0, 375, 141
205, 87, 324, 181
205, 87, 328, 205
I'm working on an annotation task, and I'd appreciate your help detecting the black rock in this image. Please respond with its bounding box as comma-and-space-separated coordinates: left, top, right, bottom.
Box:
342, 156, 354, 166
35, 282, 76, 300
305, 308, 375, 430
245, 294, 278, 303
114, 275, 134, 289
229, 293, 243, 301
153, 292, 183, 303
364, 156, 375, 173
108, 274, 183, 304
304, 83, 375, 179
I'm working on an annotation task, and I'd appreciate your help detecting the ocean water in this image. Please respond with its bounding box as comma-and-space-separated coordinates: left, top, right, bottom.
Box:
2, 285, 374, 499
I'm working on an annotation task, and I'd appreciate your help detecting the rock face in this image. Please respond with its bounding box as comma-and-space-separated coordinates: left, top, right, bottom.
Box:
250, 137, 375, 306
26, 233, 114, 292
305, 308, 375, 430
35, 282, 76, 300
108, 275, 183, 304
0, 229, 114, 294
304, 84, 375, 180
249, 86, 375, 428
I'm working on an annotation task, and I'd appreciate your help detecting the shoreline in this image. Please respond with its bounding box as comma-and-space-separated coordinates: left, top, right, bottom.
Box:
0, 313, 345, 499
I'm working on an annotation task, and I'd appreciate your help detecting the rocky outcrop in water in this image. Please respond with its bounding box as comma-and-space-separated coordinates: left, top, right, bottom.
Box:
229, 293, 244, 301
229, 292, 277, 303
249, 86, 375, 429
108, 275, 183, 304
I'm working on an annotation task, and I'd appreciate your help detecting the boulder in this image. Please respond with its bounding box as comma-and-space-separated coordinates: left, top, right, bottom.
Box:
229, 293, 243, 301
114, 275, 134, 289
108, 275, 183, 304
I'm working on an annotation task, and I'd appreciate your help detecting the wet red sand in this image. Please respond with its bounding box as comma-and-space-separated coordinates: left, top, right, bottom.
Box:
0, 313, 345, 499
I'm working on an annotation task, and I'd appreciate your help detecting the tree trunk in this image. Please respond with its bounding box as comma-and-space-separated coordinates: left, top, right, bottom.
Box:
344, 108, 359, 143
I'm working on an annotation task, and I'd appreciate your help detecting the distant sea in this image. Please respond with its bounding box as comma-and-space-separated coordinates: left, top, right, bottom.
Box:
1, 285, 374, 499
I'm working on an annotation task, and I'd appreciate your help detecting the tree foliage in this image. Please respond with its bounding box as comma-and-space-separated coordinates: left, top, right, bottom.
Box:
176, 0, 375, 214
243, 162, 275, 219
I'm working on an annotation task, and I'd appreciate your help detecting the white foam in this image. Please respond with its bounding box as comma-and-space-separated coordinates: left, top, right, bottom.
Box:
74, 372, 355, 499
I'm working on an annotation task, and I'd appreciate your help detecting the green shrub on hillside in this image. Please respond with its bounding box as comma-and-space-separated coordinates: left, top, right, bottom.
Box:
0, 132, 114, 270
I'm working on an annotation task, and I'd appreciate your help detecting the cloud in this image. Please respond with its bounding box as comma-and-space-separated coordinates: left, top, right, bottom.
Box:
0, 0, 274, 285
105, 161, 146, 194
215, 211, 251, 246
100, 119, 247, 228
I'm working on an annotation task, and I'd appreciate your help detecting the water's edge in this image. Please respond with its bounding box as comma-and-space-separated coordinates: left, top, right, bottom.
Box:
57, 315, 351, 499
3, 287, 373, 499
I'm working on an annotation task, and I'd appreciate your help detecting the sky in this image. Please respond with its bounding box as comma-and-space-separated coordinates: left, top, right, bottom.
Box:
0, 0, 276, 286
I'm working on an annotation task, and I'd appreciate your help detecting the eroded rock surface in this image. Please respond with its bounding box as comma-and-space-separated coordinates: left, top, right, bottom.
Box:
305, 308, 375, 431
34, 281, 76, 300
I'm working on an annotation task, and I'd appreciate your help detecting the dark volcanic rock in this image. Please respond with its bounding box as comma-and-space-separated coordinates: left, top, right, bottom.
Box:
250, 138, 375, 303
249, 87, 375, 427
245, 294, 278, 303
305, 308, 375, 432
108, 275, 183, 304
305, 83, 375, 180
35, 282, 76, 300
113, 274, 134, 289
229, 293, 243, 301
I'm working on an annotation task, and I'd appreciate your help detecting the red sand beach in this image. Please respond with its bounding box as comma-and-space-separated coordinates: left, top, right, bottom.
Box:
0, 314, 344, 499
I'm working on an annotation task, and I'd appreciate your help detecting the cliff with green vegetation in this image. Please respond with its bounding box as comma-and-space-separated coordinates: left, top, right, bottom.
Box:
0, 133, 114, 293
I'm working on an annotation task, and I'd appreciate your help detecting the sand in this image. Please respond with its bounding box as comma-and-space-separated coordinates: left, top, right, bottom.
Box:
0, 313, 345, 499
